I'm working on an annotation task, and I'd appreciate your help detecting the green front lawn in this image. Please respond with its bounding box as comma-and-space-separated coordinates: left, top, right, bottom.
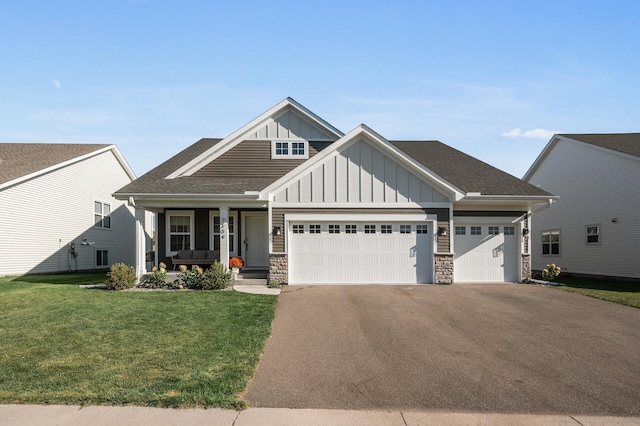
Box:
554, 275, 640, 308
0, 273, 277, 408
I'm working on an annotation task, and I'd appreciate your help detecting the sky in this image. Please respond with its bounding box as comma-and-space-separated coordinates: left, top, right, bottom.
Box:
1, 1, 638, 179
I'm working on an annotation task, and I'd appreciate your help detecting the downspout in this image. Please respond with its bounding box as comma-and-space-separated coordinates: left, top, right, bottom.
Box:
529, 198, 556, 217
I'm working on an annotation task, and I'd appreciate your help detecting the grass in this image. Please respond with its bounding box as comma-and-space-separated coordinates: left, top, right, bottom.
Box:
0, 273, 277, 408
552, 275, 640, 308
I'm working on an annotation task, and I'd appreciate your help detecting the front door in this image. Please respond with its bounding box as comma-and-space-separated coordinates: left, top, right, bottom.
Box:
242, 212, 269, 268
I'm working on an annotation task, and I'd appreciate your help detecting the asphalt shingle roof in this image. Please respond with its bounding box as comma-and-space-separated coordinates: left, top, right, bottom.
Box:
0, 143, 111, 186
560, 133, 640, 158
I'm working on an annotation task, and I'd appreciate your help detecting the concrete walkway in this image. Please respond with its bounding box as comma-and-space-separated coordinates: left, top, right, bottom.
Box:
2, 405, 640, 426
232, 284, 281, 295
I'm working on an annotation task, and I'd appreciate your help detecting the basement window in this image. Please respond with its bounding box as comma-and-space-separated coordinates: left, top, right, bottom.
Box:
271, 140, 309, 159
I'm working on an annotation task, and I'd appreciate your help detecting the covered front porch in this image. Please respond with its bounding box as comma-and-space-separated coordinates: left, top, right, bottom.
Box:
131, 200, 271, 277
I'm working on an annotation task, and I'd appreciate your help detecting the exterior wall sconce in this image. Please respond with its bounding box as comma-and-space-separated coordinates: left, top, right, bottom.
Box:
273, 226, 282, 236
612, 218, 618, 223
437, 227, 447, 237
522, 228, 530, 237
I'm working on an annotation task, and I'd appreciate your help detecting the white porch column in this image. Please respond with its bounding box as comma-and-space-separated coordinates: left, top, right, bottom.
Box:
134, 207, 147, 278
219, 207, 230, 268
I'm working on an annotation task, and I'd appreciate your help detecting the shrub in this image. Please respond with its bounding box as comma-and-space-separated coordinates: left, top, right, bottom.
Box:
201, 261, 231, 290
141, 262, 167, 288
541, 263, 561, 281
179, 265, 205, 289
268, 280, 281, 289
105, 263, 137, 290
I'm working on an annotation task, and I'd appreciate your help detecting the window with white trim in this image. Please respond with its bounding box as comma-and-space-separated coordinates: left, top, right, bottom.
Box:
364, 224, 376, 234
400, 224, 411, 234
271, 140, 309, 159
329, 224, 340, 234
166, 211, 194, 255
542, 230, 560, 255
504, 226, 515, 235
381, 224, 392, 234
416, 224, 428, 234
293, 224, 304, 234
96, 249, 109, 267
586, 225, 600, 245
455, 226, 466, 235
488, 226, 500, 235
94, 201, 111, 229
211, 212, 237, 255
471, 226, 482, 235
309, 224, 321, 234
345, 224, 357, 234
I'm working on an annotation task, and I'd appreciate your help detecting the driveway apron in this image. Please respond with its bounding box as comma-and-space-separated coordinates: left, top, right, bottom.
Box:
244, 284, 640, 415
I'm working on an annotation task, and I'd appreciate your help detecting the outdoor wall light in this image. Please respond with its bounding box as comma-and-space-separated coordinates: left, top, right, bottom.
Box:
437, 227, 447, 237
522, 228, 530, 237
273, 226, 282, 236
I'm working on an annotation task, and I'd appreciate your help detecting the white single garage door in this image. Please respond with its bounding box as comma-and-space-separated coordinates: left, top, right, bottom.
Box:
289, 222, 433, 284
454, 224, 519, 282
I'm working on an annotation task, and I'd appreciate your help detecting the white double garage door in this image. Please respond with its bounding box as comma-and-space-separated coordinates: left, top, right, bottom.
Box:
288, 217, 520, 284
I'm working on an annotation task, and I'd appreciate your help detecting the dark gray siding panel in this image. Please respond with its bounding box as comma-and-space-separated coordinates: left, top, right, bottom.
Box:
195, 209, 209, 250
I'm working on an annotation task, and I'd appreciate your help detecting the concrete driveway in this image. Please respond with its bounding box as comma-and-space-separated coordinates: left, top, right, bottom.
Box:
244, 284, 640, 415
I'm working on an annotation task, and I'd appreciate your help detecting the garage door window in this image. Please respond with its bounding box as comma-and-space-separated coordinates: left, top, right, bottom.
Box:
471, 226, 482, 235
488, 226, 499, 235
504, 226, 515, 235
345, 224, 357, 234
455, 226, 466, 235
329, 224, 340, 234
293, 224, 304, 234
381, 225, 392, 234
416, 225, 428, 234
400, 224, 411, 234
309, 224, 321, 234
364, 224, 376, 234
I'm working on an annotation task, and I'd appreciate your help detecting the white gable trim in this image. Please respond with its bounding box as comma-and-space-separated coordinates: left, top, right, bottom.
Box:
260, 124, 465, 201
166, 97, 344, 179
0, 145, 135, 191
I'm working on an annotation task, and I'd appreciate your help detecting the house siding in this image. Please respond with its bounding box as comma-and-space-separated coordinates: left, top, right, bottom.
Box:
272, 207, 450, 253
527, 139, 640, 278
0, 150, 138, 276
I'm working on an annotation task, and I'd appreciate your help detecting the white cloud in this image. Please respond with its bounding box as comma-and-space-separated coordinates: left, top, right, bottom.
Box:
52, 79, 61, 89
501, 128, 559, 139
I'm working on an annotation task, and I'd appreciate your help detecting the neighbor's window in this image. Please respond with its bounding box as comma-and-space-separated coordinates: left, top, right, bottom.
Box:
309, 224, 321, 234
455, 226, 466, 235
400, 224, 411, 234
293, 224, 304, 234
345, 224, 357, 234
488, 226, 500, 235
416, 225, 428, 234
329, 224, 340, 234
586, 225, 600, 244
542, 230, 560, 255
94, 201, 111, 229
96, 249, 109, 267
364, 224, 376, 234
271, 140, 309, 159
166, 211, 194, 255
504, 226, 515, 235
470, 226, 482, 235
381, 224, 392, 234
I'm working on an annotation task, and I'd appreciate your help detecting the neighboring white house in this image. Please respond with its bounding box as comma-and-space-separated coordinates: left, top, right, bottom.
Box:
524, 133, 640, 279
0, 143, 150, 276
116, 97, 555, 284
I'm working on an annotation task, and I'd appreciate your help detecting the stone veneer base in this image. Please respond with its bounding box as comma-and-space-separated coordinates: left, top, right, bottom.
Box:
269, 253, 288, 285
434, 253, 454, 285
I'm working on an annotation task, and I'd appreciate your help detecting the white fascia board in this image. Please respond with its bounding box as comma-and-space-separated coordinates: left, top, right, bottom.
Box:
453, 216, 524, 224
270, 201, 452, 209
260, 124, 464, 201
457, 195, 558, 207
522, 134, 559, 181
166, 97, 344, 179
109, 145, 137, 181
0, 145, 120, 191
285, 213, 438, 222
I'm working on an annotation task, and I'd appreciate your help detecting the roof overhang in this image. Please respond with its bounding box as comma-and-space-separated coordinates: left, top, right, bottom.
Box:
114, 192, 266, 211
455, 194, 559, 211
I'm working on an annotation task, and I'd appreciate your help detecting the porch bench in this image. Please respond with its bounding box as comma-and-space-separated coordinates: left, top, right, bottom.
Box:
171, 250, 220, 270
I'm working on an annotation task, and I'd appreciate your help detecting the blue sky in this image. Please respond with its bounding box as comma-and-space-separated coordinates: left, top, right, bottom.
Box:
1, 1, 638, 178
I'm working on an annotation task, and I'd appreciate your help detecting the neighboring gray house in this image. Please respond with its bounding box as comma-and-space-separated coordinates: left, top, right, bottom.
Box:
0, 143, 145, 276
116, 98, 554, 284
524, 133, 640, 279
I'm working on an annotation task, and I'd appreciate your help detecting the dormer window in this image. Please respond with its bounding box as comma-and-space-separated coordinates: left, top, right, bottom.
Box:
272, 140, 308, 159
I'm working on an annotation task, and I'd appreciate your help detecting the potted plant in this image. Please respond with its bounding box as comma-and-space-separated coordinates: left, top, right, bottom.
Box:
229, 256, 244, 274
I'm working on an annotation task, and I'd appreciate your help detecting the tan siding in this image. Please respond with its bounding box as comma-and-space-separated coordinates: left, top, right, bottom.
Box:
273, 207, 450, 253
193, 140, 331, 178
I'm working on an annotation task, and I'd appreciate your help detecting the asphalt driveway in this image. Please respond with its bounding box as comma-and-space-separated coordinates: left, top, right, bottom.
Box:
244, 284, 640, 415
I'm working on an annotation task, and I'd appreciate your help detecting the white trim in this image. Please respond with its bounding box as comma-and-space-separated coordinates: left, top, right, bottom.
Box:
209, 211, 238, 256
164, 210, 195, 257
166, 97, 344, 179
270, 201, 452, 209
285, 213, 438, 222
260, 124, 464, 201
454, 216, 523, 224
